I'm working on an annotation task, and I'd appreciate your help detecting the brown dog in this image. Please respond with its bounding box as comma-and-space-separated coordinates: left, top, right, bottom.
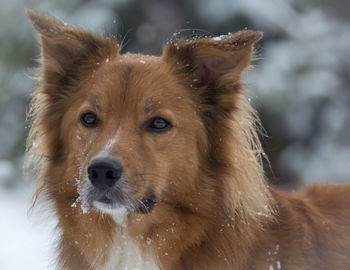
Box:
26, 10, 350, 270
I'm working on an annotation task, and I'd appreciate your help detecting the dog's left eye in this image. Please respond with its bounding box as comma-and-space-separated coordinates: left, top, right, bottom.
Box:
80, 111, 99, 128
146, 117, 172, 132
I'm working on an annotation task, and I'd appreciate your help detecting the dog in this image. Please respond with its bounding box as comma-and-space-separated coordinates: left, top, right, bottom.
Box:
26, 9, 350, 270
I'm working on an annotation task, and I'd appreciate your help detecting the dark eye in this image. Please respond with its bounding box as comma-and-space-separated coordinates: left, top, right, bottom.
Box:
80, 111, 99, 128
146, 117, 172, 132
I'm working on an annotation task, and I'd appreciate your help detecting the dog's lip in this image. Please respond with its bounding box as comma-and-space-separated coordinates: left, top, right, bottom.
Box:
94, 196, 157, 213
97, 196, 114, 204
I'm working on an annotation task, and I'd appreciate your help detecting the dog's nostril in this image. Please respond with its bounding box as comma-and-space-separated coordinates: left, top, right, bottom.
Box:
106, 170, 116, 179
87, 158, 123, 190
91, 170, 98, 179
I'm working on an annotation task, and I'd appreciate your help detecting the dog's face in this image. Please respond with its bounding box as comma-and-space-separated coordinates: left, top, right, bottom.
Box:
27, 10, 262, 221
61, 55, 205, 216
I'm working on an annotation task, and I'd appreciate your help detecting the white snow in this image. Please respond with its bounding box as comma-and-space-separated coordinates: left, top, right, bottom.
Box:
0, 185, 57, 270
0, 160, 13, 185
277, 260, 281, 269
212, 37, 221, 41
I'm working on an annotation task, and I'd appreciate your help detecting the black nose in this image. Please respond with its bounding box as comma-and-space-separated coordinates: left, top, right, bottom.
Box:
87, 158, 123, 190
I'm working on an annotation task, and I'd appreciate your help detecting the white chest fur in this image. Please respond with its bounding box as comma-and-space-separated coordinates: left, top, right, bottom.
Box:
100, 228, 159, 270
98, 209, 159, 270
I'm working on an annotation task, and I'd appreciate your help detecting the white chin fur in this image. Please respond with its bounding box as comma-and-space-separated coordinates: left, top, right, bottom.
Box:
92, 201, 129, 227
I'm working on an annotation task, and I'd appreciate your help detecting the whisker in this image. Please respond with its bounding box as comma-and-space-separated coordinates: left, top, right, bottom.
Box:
136, 198, 150, 214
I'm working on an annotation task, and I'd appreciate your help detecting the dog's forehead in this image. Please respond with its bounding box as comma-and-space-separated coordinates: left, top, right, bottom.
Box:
86, 54, 189, 112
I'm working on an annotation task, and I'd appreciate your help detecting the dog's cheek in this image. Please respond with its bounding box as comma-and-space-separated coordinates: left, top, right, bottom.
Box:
158, 137, 202, 196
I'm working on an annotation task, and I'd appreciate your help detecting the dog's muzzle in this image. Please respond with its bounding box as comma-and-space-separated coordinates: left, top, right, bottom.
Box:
85, 157, 157, 215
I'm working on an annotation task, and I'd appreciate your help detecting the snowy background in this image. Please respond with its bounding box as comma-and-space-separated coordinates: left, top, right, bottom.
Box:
0, 0, 349, 269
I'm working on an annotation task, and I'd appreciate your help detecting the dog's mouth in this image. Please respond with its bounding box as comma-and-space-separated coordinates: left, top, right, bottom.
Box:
85, 184, 157, 216
96, 195, 114, 204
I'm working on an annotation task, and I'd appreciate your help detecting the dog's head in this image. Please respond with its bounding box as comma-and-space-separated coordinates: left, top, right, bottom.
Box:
26, 10, 266, 224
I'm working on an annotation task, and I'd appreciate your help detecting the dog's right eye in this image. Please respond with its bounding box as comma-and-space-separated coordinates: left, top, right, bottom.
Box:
80, 112, 99, 128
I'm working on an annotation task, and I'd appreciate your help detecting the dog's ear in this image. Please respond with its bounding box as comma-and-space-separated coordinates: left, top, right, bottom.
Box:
27, 9, 119, 86
163, 31, 262, 94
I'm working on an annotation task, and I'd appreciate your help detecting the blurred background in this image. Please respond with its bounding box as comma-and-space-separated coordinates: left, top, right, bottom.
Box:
0, 0, 349, 269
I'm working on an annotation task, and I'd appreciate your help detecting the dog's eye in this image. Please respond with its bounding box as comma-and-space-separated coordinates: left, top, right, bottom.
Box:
80, 112, 99, 128
146, 117, 172, 132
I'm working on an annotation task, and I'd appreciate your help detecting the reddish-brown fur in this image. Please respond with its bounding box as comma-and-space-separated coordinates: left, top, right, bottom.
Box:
26, 10, 350, 270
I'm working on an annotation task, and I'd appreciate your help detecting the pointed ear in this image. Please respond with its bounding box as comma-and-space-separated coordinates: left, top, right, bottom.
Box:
27, 9, 119, 86
163, 31, 262, 89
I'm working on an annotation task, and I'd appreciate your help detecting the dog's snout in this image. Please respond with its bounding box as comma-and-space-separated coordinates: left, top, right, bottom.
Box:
87, 158, 123, 189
